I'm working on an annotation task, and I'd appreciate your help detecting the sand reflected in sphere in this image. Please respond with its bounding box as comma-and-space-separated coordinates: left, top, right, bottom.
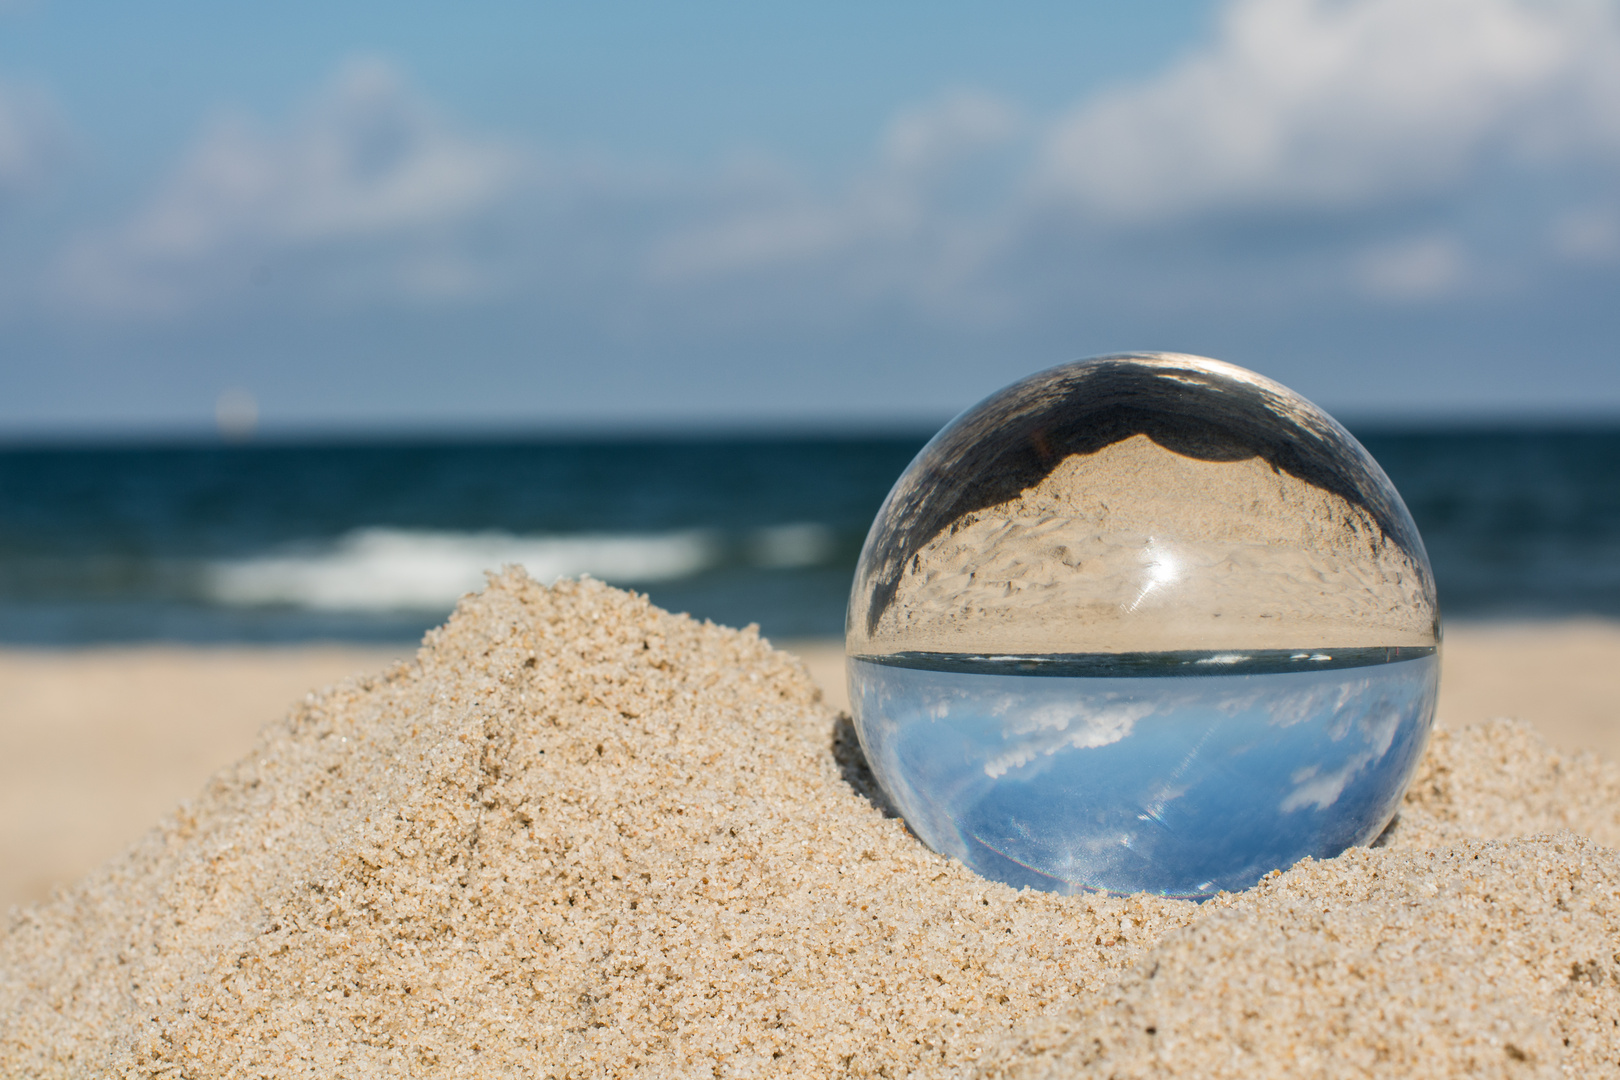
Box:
846, 353, 1440, 898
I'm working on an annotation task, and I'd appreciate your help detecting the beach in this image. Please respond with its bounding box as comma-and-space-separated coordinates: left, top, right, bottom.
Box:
2, 618, 1617, 912
2, 581, 1618, 1076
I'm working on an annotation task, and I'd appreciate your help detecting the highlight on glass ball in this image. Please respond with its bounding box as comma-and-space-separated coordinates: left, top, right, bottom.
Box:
845, 353, 1440, 900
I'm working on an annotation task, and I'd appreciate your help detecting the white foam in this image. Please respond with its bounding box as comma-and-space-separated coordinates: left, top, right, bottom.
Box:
206, 527, 721, 611
746, 523, 836, 569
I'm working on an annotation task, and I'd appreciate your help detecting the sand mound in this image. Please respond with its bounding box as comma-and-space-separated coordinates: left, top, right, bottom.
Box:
2, 573, 1618, 1078
979, 835, 1620, 1080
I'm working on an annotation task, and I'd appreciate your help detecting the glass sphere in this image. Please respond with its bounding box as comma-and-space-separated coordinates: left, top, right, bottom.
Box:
846, 353, 1439, 899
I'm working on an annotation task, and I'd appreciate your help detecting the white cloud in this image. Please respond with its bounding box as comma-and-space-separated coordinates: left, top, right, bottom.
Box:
1037, 0, 1620, 221
52, 57, 519, 316
0, 81, 68, 198
644, 0, 1620, 323
1353, 234, 1465, 301
36, 1, 1620, 333
881, 91, 1023, 177
1550, 205, 1620, 263
643, 91, 1021, 322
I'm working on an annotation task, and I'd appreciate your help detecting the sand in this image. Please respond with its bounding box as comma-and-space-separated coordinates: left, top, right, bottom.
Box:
6, 624, 1619, 913
2, 575, 1619, 1077
856, 434, 1434, 656
0, 646, 402, 906
979, 833, 1620, 1079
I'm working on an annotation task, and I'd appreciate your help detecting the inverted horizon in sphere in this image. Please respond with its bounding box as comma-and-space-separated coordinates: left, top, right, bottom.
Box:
847, 353, 1441, 895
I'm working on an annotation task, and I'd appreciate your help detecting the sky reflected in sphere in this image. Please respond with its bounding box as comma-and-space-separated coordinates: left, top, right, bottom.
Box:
847, 353, 1441, 897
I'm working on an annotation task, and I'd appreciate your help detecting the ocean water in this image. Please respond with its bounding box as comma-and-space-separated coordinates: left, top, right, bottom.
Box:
0, 436, 920, 643
0, 425, 1615, 643
848, 649, 1439, 898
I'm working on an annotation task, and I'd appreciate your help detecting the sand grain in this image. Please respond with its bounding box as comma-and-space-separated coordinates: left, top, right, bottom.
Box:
2, 573, 1618, 1078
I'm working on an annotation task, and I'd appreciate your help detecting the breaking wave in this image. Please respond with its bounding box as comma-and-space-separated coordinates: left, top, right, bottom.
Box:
204, 524, 835, 612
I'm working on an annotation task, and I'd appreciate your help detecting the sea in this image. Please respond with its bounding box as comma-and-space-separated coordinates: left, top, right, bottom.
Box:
0, 425, 1616, 646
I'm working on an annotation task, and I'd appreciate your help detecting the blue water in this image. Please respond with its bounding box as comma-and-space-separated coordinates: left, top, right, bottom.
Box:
0, 435, 922, 643
0, 425, 1615, 643
849, 650, 1439, 899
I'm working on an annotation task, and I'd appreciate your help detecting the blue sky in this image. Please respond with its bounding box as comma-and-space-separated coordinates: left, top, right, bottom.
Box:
2, 0, 1619, 436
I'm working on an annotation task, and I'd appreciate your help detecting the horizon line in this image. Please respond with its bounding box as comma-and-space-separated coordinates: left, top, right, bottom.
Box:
4, 408, 1620, 451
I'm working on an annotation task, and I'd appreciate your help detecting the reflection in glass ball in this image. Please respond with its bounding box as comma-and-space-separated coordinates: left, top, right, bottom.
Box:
846, 354, 1440, 899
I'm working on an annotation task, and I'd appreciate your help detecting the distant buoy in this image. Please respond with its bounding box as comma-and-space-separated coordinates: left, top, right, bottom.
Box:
215, 389, 259, 441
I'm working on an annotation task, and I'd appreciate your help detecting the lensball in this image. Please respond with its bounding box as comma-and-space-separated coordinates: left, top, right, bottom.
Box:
846, 353, 1440, 899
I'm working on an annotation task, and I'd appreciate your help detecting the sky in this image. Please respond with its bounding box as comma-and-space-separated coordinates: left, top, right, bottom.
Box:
2, 0, 1619, 437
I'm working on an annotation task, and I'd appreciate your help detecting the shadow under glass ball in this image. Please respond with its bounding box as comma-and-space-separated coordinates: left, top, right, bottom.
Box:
845, 354, 1440, 900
